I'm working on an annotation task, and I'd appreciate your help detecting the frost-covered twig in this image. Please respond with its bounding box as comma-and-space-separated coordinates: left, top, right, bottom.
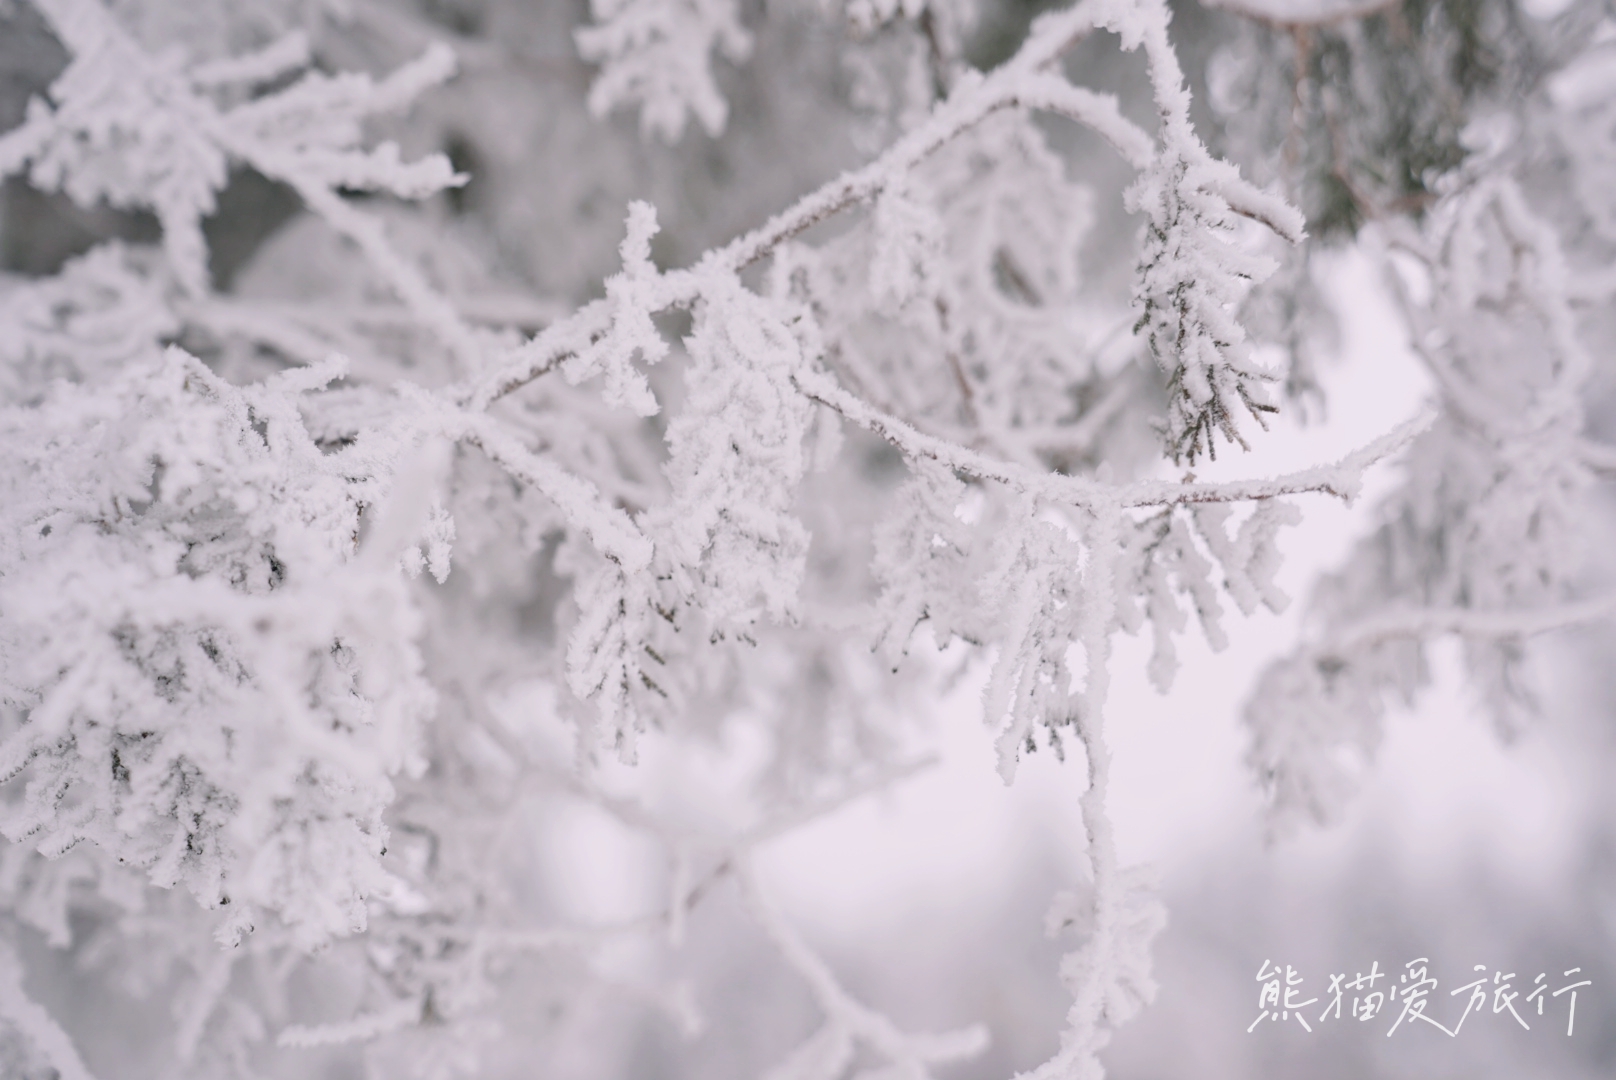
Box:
737, 856, 989, 1080
0, 940, 99, 1080
799, 367, 1427, 511
277, 998, 423, 1050
1324, 594, 1616, 654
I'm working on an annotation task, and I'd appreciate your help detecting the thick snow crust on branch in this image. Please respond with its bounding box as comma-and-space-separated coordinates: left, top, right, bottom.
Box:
0, 0, 1612, 1078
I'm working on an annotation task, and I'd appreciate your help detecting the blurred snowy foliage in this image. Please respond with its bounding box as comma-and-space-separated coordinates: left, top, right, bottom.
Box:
0, 0, 1611, 1078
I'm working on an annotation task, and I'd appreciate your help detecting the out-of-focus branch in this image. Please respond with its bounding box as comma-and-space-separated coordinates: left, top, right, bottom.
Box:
1323, 594, 1616, 656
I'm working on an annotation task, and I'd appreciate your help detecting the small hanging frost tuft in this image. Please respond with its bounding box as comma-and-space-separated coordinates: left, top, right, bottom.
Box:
400, 506, 456, 584
870, 460, 978, 667
1116, 0, 1304, 464
1057, 864, 1167, 1028
562, 201, 669, 416
1129, 152, 1286, 464
648, 277, 816, 631
1114, 498, 1300, 692
577, 0, 754, 142
977, 503, 1086, 783
869, 183, 945, 311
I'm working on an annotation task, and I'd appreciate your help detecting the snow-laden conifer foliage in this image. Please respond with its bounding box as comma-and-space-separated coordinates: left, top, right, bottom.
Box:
1214, 2, 1616, 837
0, 0, 1611, 1078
